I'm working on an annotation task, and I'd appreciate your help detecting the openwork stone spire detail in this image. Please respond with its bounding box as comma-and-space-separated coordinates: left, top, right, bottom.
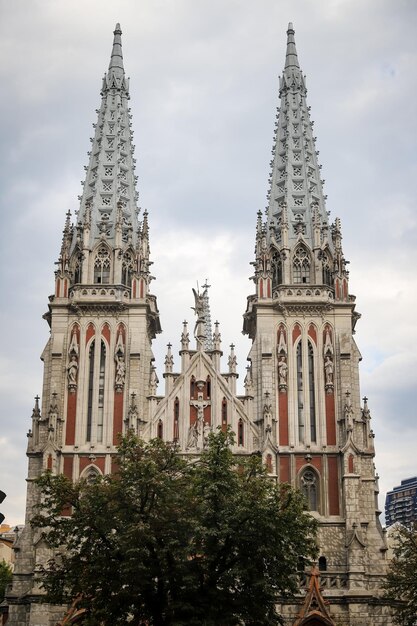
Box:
266, 22, 331, 253
71, 23, 139, 252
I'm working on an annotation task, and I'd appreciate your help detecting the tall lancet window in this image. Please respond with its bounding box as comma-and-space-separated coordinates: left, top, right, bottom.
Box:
122, 252, 134, 287
97, 341, 106, 443
73, 254, 82, 284
86, 341, 95, 442
300, 469, 318, 512
293, 246, 310, 284
308, 342, 316, 442
272, 251, 283, 289
322, 252, 332, 286
94, 246, 111, 284
296, 342, 304, 442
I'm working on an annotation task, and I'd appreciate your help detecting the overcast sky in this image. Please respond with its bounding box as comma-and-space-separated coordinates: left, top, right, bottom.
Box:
0, 0, 416, 526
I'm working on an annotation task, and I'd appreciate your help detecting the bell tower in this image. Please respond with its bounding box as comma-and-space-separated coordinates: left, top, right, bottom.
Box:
8, 24, 161, 626
243, 23, 391, 624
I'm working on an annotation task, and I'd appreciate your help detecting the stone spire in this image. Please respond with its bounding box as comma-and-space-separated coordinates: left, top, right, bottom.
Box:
265, 23, 332, 255
70, 23, 139, 253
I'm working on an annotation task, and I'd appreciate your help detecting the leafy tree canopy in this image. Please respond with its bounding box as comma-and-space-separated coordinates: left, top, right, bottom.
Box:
33, 430, 318, 626
384, 523, 417, 626
0, 559, 12, 601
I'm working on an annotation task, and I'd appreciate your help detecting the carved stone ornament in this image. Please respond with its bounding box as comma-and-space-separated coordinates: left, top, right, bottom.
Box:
323, 327, 334, 394
277, 327, 288, 392
114, 332, 126, 392
149, 365, 159, 395
67, 332, 79, 393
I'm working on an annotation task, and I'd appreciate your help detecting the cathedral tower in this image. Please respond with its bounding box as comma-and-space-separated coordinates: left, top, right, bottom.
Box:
8, 24, 161, 626
243, 23, 391, 624
8, 22, 393, 626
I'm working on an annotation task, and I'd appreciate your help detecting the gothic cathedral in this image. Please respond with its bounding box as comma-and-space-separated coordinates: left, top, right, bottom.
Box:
7, 23, 393, 626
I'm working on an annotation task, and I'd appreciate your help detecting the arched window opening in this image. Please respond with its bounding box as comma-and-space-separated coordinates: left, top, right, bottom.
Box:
308, 341, 316, 443
97, 341, 106, 443
301, 469, 318, 512
293, 247, 310, 284
238, 419, 244, 446
94, 246, 111, 284
272, 251, 283, 289
206, 376, 211, 399
221, 398, 227, 433
73, 256, 82, 284
122, 252, 134, 287
190, 376, 196, 400
157, 420, 163, 439
266, 453, 273, 474
297, 342, 304, 443
173, 398, 179, 441
86, 341, 95, 442
84, 467, 100, 485
318, 556, 327, 572
322, 256, 332, 286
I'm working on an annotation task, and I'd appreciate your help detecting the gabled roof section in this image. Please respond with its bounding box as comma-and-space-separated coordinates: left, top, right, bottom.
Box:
293, 567, 335, 626
266, 23, 332, 255
71, 23, 140, 253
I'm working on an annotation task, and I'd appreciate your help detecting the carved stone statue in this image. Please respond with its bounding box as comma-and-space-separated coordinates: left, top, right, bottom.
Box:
203, 421, 212, 447
67, 354, 78, 392
187, 421, 199, 448
192, 287, 206, 348
324, 355, 334, 386
149, 365, 159, 395
278, 356, 288, 388
115, 355, 126, 389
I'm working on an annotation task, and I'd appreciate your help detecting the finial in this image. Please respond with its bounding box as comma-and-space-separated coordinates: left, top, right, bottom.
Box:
164, 343, 174, 374
213, 321, 221, 351
228, 344, 237, 374
181, 321, 190, 351
32, 395, 41, 419
285, 22, 300, 70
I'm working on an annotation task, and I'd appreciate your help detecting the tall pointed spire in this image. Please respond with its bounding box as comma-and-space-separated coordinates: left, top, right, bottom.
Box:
265, 23, 331, 258
70, 23, 139, 255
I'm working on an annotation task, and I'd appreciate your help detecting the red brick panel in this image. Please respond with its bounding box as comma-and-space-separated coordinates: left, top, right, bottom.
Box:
328, 456, 340, 515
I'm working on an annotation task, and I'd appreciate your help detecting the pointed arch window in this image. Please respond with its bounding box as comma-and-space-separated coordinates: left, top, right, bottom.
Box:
318, 556, 327, 572
157, 419, 163, 440
206, 376, 211, 399
266, 453, 273, 474
238, 419, 244, 446
94, 246, 111, 284
221, 398, 227, 433
97, 341, 106, 443
122, 252, 134, 287
73, 254, 82, 284
272, 251, 283, 289
322, 256, 332, 286
300, 469, 319, 512
296, 342, 304, 443
86, 341, 95, 442
190, 376, 196, 400
293, 246, 310, 284
173, 398, 179, 441
308, 342, 316, 443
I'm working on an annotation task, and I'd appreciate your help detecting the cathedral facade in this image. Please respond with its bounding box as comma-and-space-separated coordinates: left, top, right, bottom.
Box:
7, 23, 393, 626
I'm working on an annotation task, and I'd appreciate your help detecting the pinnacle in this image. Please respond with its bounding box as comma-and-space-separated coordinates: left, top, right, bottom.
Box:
285, 21, 300, 70
108, 22, 124, 82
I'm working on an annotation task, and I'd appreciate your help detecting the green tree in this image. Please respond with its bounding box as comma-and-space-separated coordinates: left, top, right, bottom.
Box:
0, 559, 12, 601
384, 523, 417, 626
33, 430, 317, 626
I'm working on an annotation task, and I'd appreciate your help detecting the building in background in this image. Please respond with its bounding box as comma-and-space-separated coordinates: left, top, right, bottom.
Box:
7, 23, 393, 626
385, 477, 417, 528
